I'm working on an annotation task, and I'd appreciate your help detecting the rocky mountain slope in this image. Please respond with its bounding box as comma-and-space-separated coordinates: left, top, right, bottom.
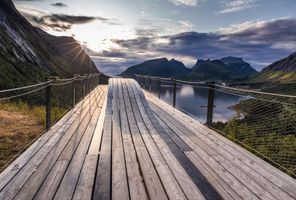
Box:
187, 57, 257, 81
251, 52, 296, 82
0, 0, 106, 89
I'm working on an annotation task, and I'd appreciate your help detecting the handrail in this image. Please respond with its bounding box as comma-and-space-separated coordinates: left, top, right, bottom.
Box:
0, 73, 102, 129
135, 74, 296, 98
0, 80, 54, 93
213, 84, 296, 98
134, 74, 296, 125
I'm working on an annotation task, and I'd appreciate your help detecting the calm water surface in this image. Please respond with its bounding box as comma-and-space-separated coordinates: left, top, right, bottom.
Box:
149, 84, 247, 123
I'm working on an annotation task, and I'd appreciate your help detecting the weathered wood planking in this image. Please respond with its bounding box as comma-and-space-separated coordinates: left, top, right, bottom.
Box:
144, 87, 296, 200
93, 83, 113, 200
126, 79, 208, 200
0, 86, 107, 200
1, 78, 295, 200
15, 88, 106, 200
0, 86, 103, 192
121, 79, 168, 200
117, 79, 148, 200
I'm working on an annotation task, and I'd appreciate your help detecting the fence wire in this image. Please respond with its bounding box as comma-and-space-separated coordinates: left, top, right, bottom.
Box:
0, 74, 101, 172
211, 85, 296, 177
136, 75, 296, 177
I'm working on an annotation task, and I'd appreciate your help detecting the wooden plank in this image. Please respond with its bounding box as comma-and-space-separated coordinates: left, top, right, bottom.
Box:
0, 86, 101, 191
0, 87, 103, 200
120, 79, 168, 200
53, 90, 106, 199
93, 80, 113, 200
117, 79, 148, 200
148, 99, 261, 200
88, 94, 107, 155
130, 79, 223, 200
72, 154, 98, 200
126, 79, 203, 200
145, 91, 296, 200
149, 101, 276, 200
111, 79, 129, 200
13, 88, 106, 200
154, 112, 240, 200
72, 95, 108, 200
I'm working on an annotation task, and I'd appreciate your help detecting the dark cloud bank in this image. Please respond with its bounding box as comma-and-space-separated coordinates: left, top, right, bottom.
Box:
51, 2, 67, 7
92, 18, 296, 75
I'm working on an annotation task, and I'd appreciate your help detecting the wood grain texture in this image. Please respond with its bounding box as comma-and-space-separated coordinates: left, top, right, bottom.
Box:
1, 78, 296, 200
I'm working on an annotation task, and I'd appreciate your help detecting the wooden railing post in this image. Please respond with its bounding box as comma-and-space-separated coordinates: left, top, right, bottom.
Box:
158, 77, 161, 99
149, 76, 152, 93
206, 82, 215, 126
45, 77, 52, 130
142, 75, 145, 88
139, 75, 142, 87
136, 75, 139, 84
83, 76, 86, 97
72, 74, 76, 107
98, 73, 101, 86
172, 78, 177, 108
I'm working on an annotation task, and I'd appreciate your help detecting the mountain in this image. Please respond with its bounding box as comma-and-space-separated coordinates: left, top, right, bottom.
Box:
250, 52, 296, 83
0, 0, 107, 89
120, 58, 191, 78
186, 57, 257, 81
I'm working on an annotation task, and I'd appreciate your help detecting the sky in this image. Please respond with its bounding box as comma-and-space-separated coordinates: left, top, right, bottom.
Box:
13, 0, 296, 75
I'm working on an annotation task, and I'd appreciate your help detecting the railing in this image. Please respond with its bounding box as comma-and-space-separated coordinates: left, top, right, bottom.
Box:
135, 74, 216, 125
135, 74, 296, 177
0, 73, 102, 172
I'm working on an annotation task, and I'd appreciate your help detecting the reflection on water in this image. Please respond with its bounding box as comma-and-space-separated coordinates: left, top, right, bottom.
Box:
150, 84, 246, 123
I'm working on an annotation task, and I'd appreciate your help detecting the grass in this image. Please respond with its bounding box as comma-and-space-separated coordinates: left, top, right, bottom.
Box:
0, 101, 67, 172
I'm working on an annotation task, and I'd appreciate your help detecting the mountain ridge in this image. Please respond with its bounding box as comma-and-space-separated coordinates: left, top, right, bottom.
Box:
0, 0, 107, 89
121, 56, 257, 82
120, 57, 191, 78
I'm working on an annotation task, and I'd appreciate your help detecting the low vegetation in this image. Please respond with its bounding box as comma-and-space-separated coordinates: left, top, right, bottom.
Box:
212, 85, 296, 177
0, 101, 66, 172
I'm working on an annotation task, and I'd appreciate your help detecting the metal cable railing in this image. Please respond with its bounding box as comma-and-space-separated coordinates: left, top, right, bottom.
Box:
135, 74, 296, 177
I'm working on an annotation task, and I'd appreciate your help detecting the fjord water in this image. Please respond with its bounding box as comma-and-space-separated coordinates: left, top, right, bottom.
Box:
150, 83, 247, 123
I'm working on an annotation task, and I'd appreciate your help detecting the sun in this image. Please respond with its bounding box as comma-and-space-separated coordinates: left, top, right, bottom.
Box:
48, 20, 135, 52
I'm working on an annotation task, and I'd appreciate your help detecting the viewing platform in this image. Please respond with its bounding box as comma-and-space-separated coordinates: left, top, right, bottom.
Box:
0, 78, 295, 200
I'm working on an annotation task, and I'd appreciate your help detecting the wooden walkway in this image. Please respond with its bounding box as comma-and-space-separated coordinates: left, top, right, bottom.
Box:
0, 78, 296, 200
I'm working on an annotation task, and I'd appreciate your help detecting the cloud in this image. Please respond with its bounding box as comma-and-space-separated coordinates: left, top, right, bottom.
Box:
18, 7, 120, 32
135, 19, 194, 37
169, 0, 199, 7
30, 14, 97, 31
217, 0, 257, 14
90, 18, 296, 74
51, 3, 68, 7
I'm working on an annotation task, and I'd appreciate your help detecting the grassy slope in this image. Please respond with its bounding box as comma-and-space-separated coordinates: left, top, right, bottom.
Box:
0, 101, 66, 172
250, 70, 296, 83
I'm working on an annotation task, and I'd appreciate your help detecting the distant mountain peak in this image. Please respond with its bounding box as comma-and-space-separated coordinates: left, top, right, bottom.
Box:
221, 56, 244, 64
190, 56, 257, 81
120, 57, 191, 78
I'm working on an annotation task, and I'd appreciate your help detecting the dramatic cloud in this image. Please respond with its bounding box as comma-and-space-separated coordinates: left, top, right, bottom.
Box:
217, 0, 257, 14
18, 7, 120, 32
169, 0, 199, 7
51, 2, 68, 7
91, 18, 296, 75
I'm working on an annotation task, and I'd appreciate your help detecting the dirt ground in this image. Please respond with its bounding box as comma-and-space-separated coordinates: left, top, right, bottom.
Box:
0, 109, 44, 172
